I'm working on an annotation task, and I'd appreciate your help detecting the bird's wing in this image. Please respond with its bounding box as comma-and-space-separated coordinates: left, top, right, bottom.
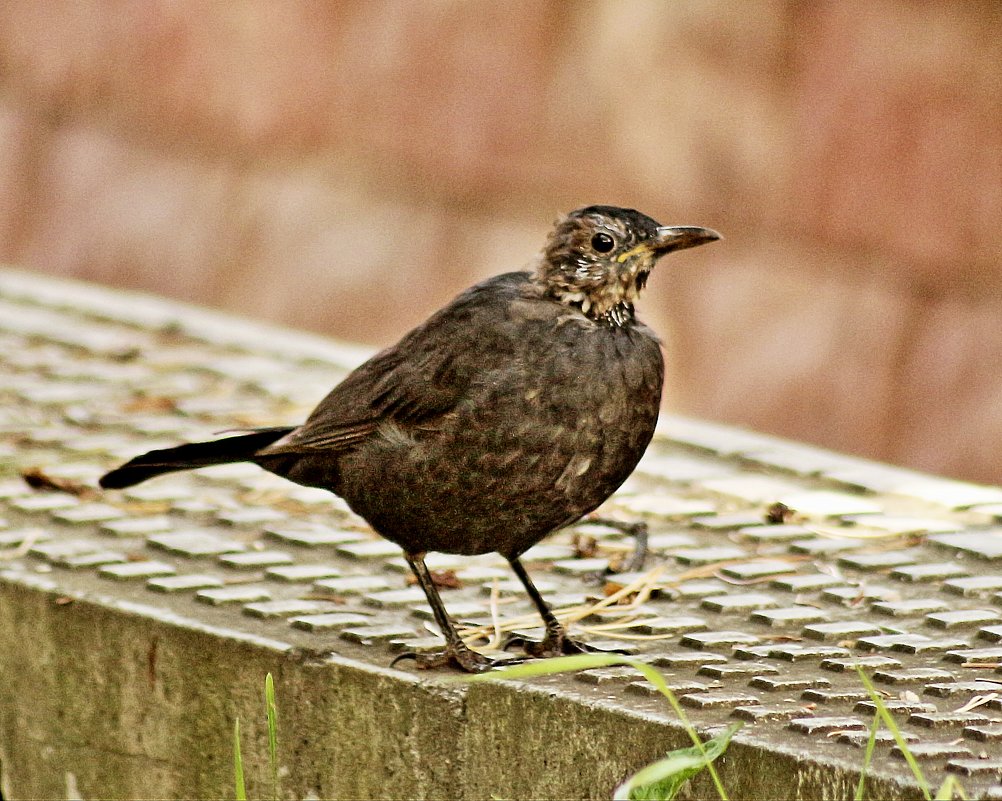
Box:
264, 347, 464, 453
260, 272, 533, 456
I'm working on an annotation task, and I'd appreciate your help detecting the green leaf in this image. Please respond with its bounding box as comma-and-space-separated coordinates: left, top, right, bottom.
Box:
613, 724, 740, 801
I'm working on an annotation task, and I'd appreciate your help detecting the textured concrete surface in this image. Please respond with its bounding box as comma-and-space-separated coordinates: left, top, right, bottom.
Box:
5, 268, 1002, 798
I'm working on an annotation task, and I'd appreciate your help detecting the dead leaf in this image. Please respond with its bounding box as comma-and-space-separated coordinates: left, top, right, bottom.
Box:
765, 501, 794, 524
573, 533, 598, 559
405, 569, 463, 590
21, 467, 95, 499
303, 592, 348, 605
122, 395, 178, 414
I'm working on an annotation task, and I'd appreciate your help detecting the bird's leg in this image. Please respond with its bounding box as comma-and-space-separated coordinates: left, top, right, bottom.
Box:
391, 552, 495, 673
577, 516, 649, 572
505, 556, 597, 657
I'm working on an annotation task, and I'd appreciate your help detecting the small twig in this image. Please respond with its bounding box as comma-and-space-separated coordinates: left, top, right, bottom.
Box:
955, 693, 999, 713
0, 529, 42, 561
458, 566, 666, 644
486, 578, 504, 651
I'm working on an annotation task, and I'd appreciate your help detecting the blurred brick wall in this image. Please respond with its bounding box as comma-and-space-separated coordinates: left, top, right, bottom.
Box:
1, 1, 1000, 483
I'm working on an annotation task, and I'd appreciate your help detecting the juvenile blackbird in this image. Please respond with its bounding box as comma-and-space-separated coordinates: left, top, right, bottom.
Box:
100, 206, 720, 672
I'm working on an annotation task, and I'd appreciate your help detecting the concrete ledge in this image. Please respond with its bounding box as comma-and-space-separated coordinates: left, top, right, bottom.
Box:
1, 575, 921, 800
0, 576, 467, 800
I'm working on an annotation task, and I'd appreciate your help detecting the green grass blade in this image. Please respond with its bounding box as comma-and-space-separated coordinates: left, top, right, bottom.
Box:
856, 667, 931, 800
854, 710, 881, 801
265, 672, 279, 801
461, 652, 628, 681
233, 718, 247, 801
461, 654, 734, 800
934, 774, 967, 800
625, 661, 733, 800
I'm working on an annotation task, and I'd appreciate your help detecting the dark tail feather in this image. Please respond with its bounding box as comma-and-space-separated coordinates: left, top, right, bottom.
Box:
99, 427, 295, 489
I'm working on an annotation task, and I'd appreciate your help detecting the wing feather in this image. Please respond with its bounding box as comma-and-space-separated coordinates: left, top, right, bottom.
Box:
260, 272, 533, 456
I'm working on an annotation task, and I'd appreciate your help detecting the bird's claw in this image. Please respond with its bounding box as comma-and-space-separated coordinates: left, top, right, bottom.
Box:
390, 643, 498, 673
525, 636, 599, 658
501, 632, 531, 652
503, 630, 609, 659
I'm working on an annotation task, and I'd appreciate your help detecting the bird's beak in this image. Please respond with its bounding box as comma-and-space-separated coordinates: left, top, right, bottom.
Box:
650, 226, 722, 255
616, 226, 721, 263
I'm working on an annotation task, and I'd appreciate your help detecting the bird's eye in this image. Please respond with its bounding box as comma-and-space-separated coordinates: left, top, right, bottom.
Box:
591, 232, 615, 253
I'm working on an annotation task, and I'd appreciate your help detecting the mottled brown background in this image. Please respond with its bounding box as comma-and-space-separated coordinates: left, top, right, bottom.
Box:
1, 2, 1000, 483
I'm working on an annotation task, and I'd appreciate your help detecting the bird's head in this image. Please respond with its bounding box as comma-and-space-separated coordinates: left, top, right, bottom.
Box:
536, 205, 721, 325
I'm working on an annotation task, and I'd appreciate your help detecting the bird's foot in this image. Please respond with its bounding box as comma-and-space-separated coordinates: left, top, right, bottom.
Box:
620, 525, 649, 572
390, 641, 498, 673
504, 629, 605, 659
576, 516, 649, 573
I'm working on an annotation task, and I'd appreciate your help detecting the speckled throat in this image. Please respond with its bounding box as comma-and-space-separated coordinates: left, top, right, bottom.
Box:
538, 261, 652, 325
569, 298, 635, 327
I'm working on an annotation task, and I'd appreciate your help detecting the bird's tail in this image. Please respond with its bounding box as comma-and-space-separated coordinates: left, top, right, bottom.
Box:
99, 427, 295, 489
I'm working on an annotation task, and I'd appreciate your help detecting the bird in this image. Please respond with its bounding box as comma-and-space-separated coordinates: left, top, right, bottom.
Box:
99, 206, 721, 672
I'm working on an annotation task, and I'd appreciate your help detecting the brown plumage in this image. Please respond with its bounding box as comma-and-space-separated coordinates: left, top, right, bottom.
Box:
100, 206, 720, 671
